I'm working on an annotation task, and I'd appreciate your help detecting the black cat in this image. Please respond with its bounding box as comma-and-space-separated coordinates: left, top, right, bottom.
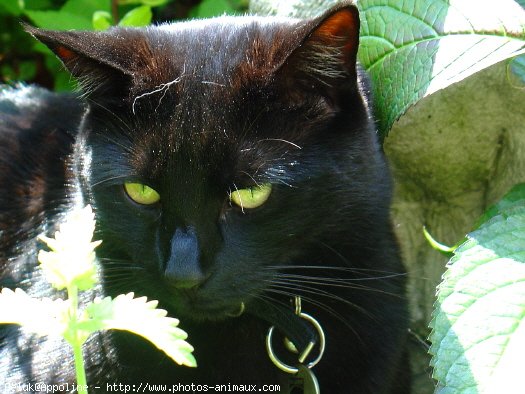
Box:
0, 2, 409, 393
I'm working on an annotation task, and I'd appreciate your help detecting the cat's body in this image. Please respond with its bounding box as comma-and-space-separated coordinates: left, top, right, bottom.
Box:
0, 3, 409, 393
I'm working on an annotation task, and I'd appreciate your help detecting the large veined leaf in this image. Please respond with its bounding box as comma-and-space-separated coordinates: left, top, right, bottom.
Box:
429, 183, 525, 394
358, 0, 525, 136
250, 0, 525, 138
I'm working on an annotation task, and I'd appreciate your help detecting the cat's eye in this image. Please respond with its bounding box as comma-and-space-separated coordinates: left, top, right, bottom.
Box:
124, 182, 160, 205
229, 183, 272, 210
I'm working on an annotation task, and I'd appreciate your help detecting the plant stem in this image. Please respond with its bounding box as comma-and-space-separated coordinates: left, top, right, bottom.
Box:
73, 340, 88, 394
111, 0, 119, 24
68, 285, 89, 394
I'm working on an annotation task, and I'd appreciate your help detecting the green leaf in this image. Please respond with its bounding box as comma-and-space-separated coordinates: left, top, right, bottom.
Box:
24, 0, 111, 30
0, 288, 68, 336
24, 10, 93, 30
23, 0, 55, 10
429, 183, 525, 393
118, 0, 168, 6
62, 0, 111, 15
93, 10, 113, 30
508, 54, 525, 87
0, 65, 16, 81
17, 61, 37, 80
358, 0, 525, 138
477, 183, 525, 225
84, 293, 196, 367
189, 0, 236, 18
118, 5, 152, 27
0, 0, 23, 15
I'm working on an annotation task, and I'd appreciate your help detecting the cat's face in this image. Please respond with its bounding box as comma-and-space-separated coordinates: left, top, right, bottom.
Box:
28, 4, 384, 320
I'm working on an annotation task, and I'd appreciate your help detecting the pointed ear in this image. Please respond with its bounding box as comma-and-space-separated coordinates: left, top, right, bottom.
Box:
278, 4, 360, 96
308, 4, 360, 71
23, 24, 150, 104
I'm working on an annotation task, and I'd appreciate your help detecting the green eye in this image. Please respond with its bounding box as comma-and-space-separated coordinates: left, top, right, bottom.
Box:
230, 183, 272, 209
124, 182, 160, 205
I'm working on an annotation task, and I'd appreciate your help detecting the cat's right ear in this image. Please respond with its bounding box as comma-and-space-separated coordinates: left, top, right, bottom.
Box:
23, 24, 145, 104
275, 3, 361, 105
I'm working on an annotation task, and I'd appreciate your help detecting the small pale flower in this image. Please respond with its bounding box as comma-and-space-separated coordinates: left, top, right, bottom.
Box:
38, 205, 101, 290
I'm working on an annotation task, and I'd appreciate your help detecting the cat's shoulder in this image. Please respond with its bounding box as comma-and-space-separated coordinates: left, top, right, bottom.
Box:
0, 84, 84, 139
0, 85, 84, 256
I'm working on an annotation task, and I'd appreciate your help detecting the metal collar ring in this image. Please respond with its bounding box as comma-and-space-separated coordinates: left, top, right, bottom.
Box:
265, 312, 326, 374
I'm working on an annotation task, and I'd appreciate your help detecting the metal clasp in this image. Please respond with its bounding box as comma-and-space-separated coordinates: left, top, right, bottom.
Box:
265, 297, 326, 374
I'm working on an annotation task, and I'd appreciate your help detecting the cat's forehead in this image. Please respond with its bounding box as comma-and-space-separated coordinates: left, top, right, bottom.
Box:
134, 16, 306, 82
123, 16, 327, 154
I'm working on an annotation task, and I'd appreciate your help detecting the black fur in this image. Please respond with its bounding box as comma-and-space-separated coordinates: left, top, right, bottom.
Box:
0, 3, 409, 393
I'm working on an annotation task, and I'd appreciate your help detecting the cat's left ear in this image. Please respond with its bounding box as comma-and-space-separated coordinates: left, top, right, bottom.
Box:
23, 25, 154, 104
278, 3, 360, 97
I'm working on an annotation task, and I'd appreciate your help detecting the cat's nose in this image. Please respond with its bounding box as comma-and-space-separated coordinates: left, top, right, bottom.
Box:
164, 227, 207, 289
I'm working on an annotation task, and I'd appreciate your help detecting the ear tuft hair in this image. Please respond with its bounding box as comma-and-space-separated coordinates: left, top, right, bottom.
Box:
23, 24, 141, 104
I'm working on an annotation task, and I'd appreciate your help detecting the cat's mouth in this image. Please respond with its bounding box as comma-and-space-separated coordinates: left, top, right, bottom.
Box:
179, 301, 246, 321
163, 288, 246, 321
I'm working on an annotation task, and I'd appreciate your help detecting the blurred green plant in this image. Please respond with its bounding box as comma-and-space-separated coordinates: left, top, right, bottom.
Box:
0, 205, 196, 394
0, 0, 248, 91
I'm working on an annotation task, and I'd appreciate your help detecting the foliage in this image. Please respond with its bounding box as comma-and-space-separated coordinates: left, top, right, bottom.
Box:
0, 206, 196, 394
358, 0, 525, 138
355, 1, 525, 391
250, 0, 525, 392
249, 0, 525, 139
0, 0, 248, 91
429, 184, 525, 393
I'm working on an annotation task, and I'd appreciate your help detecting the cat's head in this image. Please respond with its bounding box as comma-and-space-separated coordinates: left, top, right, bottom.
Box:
27, 2, 390, 320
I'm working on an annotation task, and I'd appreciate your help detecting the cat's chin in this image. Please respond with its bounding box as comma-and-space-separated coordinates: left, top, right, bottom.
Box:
176, 303, 246, 322
164, 292, 246, 322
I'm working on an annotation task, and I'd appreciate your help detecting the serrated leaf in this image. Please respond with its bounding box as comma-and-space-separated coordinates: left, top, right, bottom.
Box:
358, 0, 525, 137
429, 183, 525, 394
0, 288, 68, 336
83, 293, 196, 367
118, 5, 152, 27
